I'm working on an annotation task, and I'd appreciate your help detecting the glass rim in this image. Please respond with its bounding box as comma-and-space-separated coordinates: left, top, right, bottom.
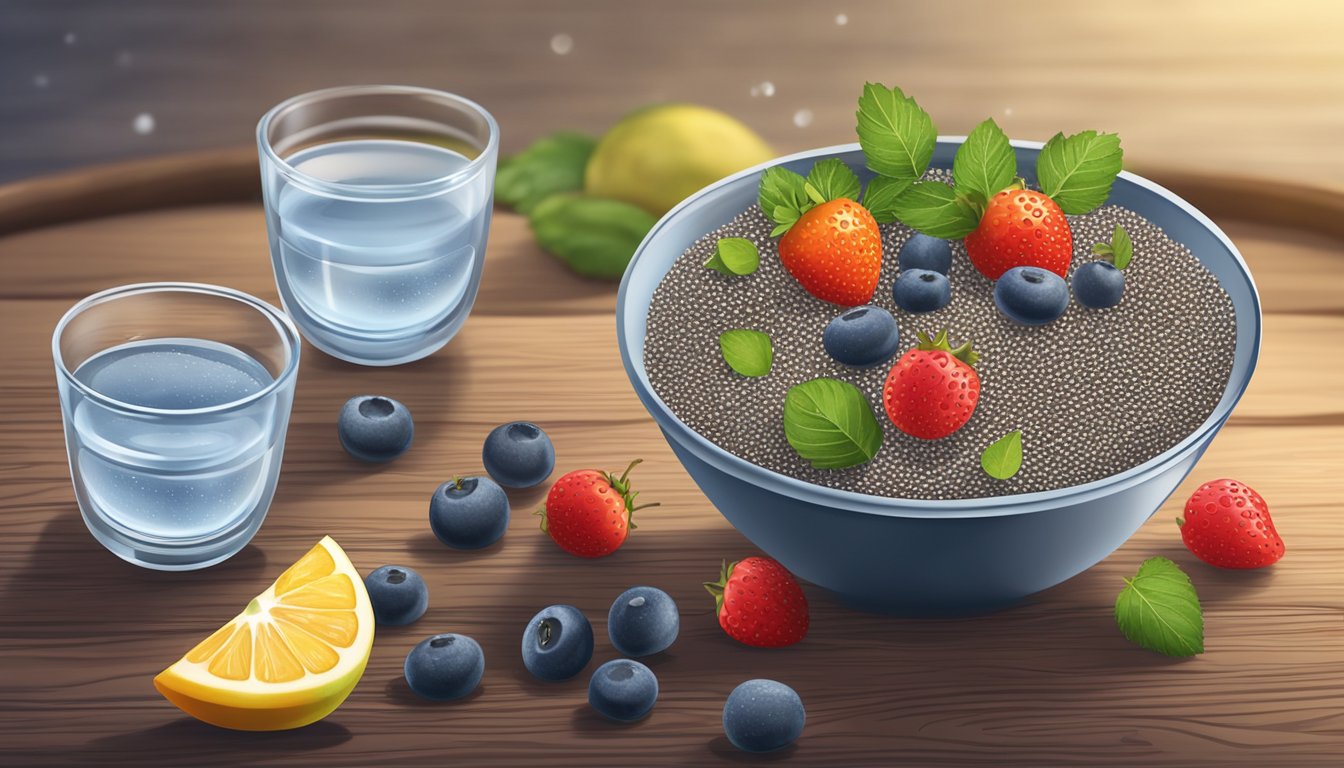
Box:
52, 282, 302, 417
256, 84, 500, 200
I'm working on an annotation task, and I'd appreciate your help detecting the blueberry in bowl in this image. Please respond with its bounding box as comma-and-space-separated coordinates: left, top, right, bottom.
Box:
822, 306, 900, 368
994, 266, 1069, 325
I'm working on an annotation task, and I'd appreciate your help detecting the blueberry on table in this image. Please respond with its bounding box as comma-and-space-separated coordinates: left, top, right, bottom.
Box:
898, 233, 953, 275
1072, 261, 1126, 309
338, 395, 413, 462
482, 421, 555, 488
822, 306, 901, 368
723, 679, 806, 753
521, 604, 594, 681
364, 565, 429, 626
892, 269, 951, 313
994, 266, 1070, 325
404, 633, 484, 701
607, 586, 679, 657
429, 476, 510, 550
588, 659, 658, 723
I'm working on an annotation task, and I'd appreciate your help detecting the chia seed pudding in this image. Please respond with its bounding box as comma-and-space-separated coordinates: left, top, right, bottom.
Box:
643, 169, 1237, 500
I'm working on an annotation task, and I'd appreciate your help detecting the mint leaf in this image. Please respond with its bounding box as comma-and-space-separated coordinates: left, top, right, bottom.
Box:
1111, 224, 1133, 270
856, 83, 936, 181
759, 165, 813, 234
861, 175, 912, 224
1115, 557, 1204, 658
719, 329, 773, 377
952, 118, 1015, 208
783, 378, 882, 469
807, 158, 862, 203
705, 237, 760, 276
495, 132, 597, 214
888, 181, 980, 239
1036, 130, 1124, 215
1091, 243, 1115, 257
980, 430, 1023, 480
529, 193, 658, 279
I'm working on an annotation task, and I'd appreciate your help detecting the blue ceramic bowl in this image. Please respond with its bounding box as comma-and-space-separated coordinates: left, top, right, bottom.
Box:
616, 140, 1260, 615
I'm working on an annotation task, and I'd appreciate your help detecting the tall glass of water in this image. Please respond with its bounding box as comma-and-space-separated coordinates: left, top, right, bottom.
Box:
257, 85, 500, 366
53, 283, 301, 570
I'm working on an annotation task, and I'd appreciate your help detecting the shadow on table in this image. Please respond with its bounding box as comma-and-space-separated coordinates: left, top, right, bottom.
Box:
78, 717, 352, 763
704, 736, 798, 763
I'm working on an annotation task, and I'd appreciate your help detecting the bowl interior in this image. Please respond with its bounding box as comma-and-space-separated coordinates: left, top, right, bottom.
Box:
616, 140, 1261, 518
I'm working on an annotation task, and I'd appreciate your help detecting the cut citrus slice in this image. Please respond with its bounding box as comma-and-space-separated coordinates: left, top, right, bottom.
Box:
154, 536, 375, 731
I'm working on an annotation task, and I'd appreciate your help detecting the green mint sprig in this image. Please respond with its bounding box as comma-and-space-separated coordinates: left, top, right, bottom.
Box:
886, 116, 1017, 239
705, 237, 760, 276
952, 118, 1017, 206
718, 329, 773, 377
758, 166, 813, 237
1037, 130, 1124, 214
1114, 557, 1204, 658
528, 193, 657, 279
1092, 224, 1133, 270
782, 377, 882, 469
856, 83, 936, 183
980, 430, 1023, 480
495, 132, 597, 214
807, 158, 861, 204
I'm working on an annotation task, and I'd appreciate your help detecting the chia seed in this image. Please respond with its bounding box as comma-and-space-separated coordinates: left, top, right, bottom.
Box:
643, 171, 1238, 500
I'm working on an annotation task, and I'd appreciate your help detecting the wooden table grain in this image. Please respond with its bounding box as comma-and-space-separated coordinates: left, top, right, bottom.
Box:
0, 151, 1342, 767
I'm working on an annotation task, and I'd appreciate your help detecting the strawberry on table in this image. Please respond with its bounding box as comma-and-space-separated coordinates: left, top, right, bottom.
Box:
704, 557, 809, 648
537, 459, 657, 558
1179, 479, 1285, 569
882, 330, 981, 440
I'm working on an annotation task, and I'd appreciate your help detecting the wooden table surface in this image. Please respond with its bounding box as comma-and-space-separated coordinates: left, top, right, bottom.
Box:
0, 152, 1342, 768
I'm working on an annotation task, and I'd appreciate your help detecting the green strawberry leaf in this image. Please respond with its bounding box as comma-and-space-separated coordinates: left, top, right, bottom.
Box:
495, 132, 597, 214
1111, 224, 1133, 270
1114, 557, 1204, 658
783, 378, 883, 469
980, 430, 1023, 480
888, 181, 981, 239
719, 329, 773, 377
861, 175, 912, 224
856, 82, 937, 181
1036, 130, 1124, 215
528, 193, 658, 279
705, 237, 760, 276
807, 158, 862, 203
759, 166, 814, 233
952, 118, 1016, 207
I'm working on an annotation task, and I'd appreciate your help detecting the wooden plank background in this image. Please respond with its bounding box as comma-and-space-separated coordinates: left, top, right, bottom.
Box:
2, 2, 1343, 767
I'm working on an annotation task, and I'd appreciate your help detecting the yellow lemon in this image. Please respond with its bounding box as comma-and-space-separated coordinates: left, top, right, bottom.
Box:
585, 104, 773, 216
153, 536, 374, 731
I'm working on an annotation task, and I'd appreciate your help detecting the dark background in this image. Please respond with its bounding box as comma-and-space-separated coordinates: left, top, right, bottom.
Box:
4, 0, 1342, 184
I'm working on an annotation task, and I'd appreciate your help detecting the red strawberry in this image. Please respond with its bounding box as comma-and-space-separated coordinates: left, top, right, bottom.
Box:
537, 459, 657, 558
964, 186, 1072, 280
778, 198, 882, 306
882, 330, 981, 440
704, 557, 808, 648
1179, 479, 1284, 569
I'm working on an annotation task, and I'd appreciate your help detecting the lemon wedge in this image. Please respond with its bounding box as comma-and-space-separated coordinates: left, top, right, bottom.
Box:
154, 536, 374, 731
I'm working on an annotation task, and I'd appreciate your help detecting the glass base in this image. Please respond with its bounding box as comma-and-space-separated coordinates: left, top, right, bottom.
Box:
78, 498, 269, 571
277, 289, 476, 366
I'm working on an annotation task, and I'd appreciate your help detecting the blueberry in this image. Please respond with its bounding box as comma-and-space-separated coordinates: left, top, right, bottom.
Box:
364, 565, 428, 626
723, 679, 806, 753
1072, 261, 1126, 309
898, 233, 953, 275
892, 269, 951, 313
607, 586, 679, 657
994, 266, 1070, 325
404, 633, 484, 701
429, 476, 510, 550
521, 604, 594, 681
588, 659, 658, 722
822, 306, 901, 368
482, 421, 555, 488
338, 395, 413, 462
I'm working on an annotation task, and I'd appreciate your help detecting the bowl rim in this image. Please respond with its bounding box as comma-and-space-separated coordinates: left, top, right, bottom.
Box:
617, 139, 1262, 519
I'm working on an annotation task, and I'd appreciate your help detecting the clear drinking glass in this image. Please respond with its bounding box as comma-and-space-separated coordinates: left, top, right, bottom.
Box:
52, 283, 301, 570
257, 85, 500, 366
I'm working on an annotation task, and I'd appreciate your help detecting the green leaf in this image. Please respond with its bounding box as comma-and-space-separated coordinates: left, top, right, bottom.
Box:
528, 193, 658, 279
719, 329, 773, 377
980, 430, 1023, 480
1114, 557, 1204, 658
494, 132, 597, 214
861, 175, 913, 224
705, 237, 760, 276
1111, 224, 1133, 270
888, 181, 980, 239
1091, 243, 1115, 257
952, 118, 1016, 205
783, 378, 883, 469
806, 158, 862, 203
855, 82, 937, 181
1036, 130, 1124, 215
758, 166, 813, 231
